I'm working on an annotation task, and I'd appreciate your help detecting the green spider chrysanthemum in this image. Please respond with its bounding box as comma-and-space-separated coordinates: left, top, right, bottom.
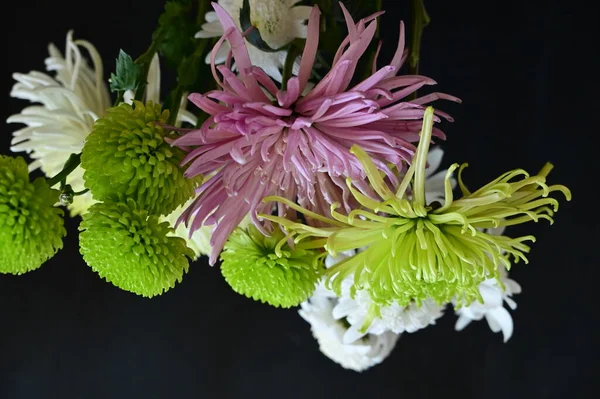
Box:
79, 198, 194, 297
220, 224, 323, 308
262, 107, 572, 308
1, 155, 65, 274
81, 101, 198, 216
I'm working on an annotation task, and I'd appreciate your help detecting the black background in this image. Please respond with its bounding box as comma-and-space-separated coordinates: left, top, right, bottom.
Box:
1, 1, 598, 398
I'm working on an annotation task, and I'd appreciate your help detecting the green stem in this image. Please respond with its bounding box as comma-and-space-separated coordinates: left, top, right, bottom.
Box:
134, 36, 165, 102
47, 153, 81, 188
281, 40, 303, 91
408, 0, 430, 76
73, 188, 90, 196
196, 0, 210, 27
375, 0, 382, 37
166, 84, 186, 126
165, 0, 211, 126
114, 90, 124, 106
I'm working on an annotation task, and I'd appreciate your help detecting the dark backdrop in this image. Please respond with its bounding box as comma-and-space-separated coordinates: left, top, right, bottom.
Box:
1, 1, 597, 398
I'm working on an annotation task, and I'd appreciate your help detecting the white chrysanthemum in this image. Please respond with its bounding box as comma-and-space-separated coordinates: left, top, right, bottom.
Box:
195, 0, 311, 81
454, 266, 521, 342
7, 31, 110, 216
323, 251, 445, 343
299, 295, 399, 372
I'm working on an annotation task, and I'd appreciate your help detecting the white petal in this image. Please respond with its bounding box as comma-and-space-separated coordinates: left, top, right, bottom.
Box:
454, 315, 473, 331
293, 20, 308, 39
486, 307, 514, 342
292, 5, 313, 21
145, 53, 161, 104
205, 11, 218, 22
343, 323, 367, 344
177, 109, 198, 126
195, 21, 224, 38
332, 299, 358, 320
325, 250, 356, 268
486, 226, 506, 236
123, 90, 134, 105
425, 147, 444, 177
504, 296, 518, 310
204, 42, 231, 65
505, 278, 522, 295
479, 284, 503, 308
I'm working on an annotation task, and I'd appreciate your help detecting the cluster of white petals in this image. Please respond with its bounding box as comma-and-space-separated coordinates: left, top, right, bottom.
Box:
454, 266, 521, 342
196, 0, 311, 81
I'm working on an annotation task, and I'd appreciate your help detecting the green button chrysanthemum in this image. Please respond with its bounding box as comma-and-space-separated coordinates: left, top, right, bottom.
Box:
262, 107, 571, 308
81, 101, 198, 216
1, 155, 65, 274
79, 198, 194, 297
220, 224, 323, 308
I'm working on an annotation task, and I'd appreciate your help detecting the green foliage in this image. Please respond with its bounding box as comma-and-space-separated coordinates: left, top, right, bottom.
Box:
79, 198, 194, 297
109, 50, 142, 93
0, 156, 65, 274
155, 1, 198, 69
81, 101, 198, 216
220, 225, 323, 308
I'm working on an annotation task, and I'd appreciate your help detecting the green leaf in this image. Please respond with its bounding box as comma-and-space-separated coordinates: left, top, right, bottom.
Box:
109, 50, 142, 93
156, 1, 197, 69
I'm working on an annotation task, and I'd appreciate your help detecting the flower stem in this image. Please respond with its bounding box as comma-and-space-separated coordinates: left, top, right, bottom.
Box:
164, 0, 212, 126
412, 107, 435, 209
114, 90, 124, 106
408, 0, 430, 100
281, 39, 304, 91
47, 153, 81, 188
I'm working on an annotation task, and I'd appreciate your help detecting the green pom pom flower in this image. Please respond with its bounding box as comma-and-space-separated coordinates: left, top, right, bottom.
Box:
220, 224, 323, 308
79, 198, 194, 297
1, 155, 65, 274
81, 101, 197, 216
262, 107, 572, 309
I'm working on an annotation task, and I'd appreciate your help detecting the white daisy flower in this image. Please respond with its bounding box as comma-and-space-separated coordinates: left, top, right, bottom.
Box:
7, 31, 110, 216
454, 266, 522, 342
195, 0, 312, 81
299, 294, 400, 372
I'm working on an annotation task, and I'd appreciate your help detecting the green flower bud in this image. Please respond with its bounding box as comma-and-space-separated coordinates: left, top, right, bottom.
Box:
220, 224, 323, 308
81, 101, 197, 216
0, 155, 65, 274
79, 198, 194, 297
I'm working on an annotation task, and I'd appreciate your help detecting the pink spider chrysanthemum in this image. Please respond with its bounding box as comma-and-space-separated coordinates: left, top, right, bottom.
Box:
172, 2, 460, 264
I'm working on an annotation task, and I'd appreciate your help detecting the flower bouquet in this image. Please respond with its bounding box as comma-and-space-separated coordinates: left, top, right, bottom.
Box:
0, 0, 571, 372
